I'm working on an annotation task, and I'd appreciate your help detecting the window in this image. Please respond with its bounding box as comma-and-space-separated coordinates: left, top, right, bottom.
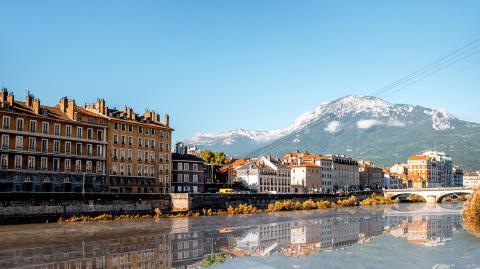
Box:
151, 152, 155, 161
76, 160, 82, 172
16, 118, 24, 131
65, 141, 71, 154
151, 140, 155, 148
87, 144, 93, 156
14, 155, 22, 169
65, 159, 71, 171
66, 125, 72, 136
145, 128, 149, 135
138, 126, 143, 133
127, 164, 132, 176
138, 137, 143, 147
138, 150, 142, 161
121, 124, 125, 131
97, 145, 103, 157
29, 120, 37, 133
121, 135, 126, 145
41, 139, 48, 153
87, 128, 93, 140
184, 174, 189, 182
114, 122, 118, 130
0, 154, 8, 169
120, 163, 125, 175
76, 127, 83, 138
113, 148, 118, 159
120, 149, 125, 160
144, 151, 149, 162
41, 157, 48, 170
178, 174, 183, 183
76, 143, 82, 155
113, 134, 118, 144
137, 165, 142, 176
29, 137, 36, 151
144, 165, 149, 176
96, 161, 103, 173
53, 158, 60, 172
97, 130, 103, 141
193, 164, 198, 171
165, 144, 169, 151
112, 163, 117, 174
2, 116, 10, 130
127, 149, 132, 160
150, 165, 155, 176
42, 122, 49, 134
54, 124, 61, 136
177, 162, 182, 171
1, 134, 8, 149
28, 156, 35, 170
184, 163, 189, 171
193, 175, 198, 183
53, 140, 60, 153
128, 136, 133, 146
86, 161, 92, 173
144, 139, 149, 148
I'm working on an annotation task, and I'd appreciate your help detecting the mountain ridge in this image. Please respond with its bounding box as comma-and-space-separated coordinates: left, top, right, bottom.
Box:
184, 95, 480, 170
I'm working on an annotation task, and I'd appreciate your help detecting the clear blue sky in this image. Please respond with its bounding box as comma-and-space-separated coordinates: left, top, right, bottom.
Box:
1, 0, 479, 142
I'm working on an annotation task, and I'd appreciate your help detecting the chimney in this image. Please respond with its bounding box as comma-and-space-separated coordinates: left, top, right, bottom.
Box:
26, 92, 34, 107
67, 99, 76, 120
164, 114, 169, 126
59, 97, 68, 112
0, 88, 7, 102
6, 93, 14, 107
33, 99, 41, 114
96, 99, 106, 115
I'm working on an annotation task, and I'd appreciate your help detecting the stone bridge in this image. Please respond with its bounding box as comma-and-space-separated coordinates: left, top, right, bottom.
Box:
384, 187, 473, 203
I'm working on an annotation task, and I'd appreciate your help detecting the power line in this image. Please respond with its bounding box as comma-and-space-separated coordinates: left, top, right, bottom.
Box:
381, 46, 480, 98
369, 37, 480, 97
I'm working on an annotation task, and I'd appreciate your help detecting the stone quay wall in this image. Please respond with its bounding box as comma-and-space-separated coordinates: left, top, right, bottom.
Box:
0, 192, 172, 224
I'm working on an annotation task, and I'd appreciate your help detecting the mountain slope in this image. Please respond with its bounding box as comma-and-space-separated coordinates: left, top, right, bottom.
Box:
186, 95, 480, 170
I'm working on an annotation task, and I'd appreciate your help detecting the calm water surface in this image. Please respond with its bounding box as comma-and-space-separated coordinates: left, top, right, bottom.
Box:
0, 203, 479, 269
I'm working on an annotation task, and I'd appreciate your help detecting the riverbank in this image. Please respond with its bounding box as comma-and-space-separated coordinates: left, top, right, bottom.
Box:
58, 194, 401, 223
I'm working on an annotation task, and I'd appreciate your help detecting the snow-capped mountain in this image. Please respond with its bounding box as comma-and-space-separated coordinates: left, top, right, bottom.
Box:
185, 95, 480, 169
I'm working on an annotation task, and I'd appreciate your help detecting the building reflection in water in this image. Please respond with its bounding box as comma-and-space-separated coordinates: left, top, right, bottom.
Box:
0, 209, 464, 269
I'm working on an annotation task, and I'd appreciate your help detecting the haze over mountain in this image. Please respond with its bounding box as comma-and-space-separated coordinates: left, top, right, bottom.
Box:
185, 95, 480, 170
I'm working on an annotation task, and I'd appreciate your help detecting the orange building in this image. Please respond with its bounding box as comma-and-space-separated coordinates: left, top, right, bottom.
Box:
407, 155, 441, 188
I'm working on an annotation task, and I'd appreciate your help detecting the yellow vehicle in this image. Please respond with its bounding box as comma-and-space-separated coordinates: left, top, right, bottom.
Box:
218, 188, 235, 194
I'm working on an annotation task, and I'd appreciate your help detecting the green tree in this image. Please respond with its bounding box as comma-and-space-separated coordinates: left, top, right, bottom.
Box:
214, 151, 227, 164
200, 150, 215, 163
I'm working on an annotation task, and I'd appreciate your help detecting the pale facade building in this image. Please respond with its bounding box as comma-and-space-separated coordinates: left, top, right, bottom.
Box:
235, 156, 291, 193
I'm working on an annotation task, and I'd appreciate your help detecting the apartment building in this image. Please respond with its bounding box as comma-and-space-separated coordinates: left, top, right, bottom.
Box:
0, 89, 107, 192
422, 151, 453, 187
329, 155, 359, 191
407, 155, 441, 188
290, 163, 322, 194
463, 171, 480, 188
235, 156, 291, 193
171, 152, 205, 193
358, 160, 384, 190
86, 100, 173, 193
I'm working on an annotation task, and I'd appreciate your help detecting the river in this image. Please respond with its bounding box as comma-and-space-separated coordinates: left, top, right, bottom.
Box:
0, 203, 478, 269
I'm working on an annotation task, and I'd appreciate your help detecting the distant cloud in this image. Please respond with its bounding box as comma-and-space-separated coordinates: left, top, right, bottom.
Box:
357, 119, 382, 129
325, 121, 341, 133
357, 118, 406, 129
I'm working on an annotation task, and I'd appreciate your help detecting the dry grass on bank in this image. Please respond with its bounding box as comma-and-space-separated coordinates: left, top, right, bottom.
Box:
463, 188, 480, 237
57, 194, 422, 223
360, 194, 399, 206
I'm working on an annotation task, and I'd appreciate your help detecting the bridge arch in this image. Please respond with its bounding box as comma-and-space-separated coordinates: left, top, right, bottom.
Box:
390, 193, 427, 202
435, 191, 471, 203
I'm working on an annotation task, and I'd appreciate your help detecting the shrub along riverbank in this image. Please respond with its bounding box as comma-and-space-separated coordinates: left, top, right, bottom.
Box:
463, 188, 480, 237
57, 194, 401, 223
